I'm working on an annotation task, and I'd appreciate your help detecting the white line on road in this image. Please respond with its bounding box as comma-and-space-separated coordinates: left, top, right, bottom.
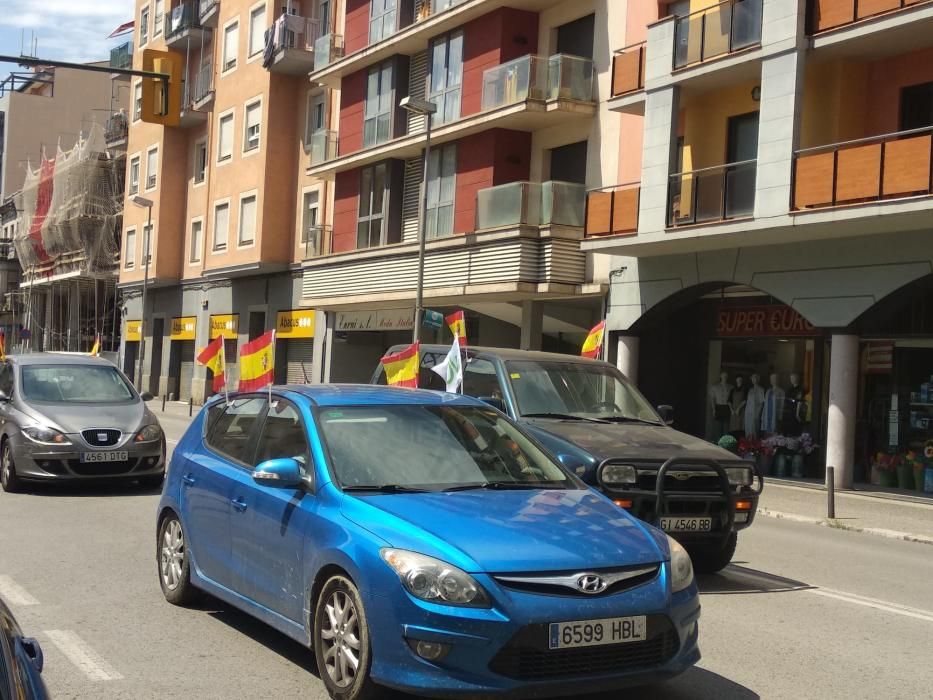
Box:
166, 438, 178, 445
808, 588, 933, 624
0, 575, 39, 606
44, 630, 124, 681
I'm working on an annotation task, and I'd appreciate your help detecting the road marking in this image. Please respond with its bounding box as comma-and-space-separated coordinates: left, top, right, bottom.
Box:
807, 588, 933, 624
44, 630, 124, 681
0, 575, 39, 606
166, 439, 178, 445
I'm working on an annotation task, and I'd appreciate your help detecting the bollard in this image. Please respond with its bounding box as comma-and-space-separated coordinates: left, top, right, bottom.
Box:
189, 396, 193, 417
826, 466, 835, 519
161, 394, 166, 412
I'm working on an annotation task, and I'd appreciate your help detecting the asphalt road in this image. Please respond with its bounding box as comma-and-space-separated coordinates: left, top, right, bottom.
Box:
1, 412, 931, 699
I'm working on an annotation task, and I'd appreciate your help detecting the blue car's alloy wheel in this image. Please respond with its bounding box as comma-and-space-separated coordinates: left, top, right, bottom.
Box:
157, 514, 196, 605
314, 576, 376, 700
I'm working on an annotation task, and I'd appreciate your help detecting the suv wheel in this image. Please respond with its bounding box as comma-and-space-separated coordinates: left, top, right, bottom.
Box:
687, 531, 737, 574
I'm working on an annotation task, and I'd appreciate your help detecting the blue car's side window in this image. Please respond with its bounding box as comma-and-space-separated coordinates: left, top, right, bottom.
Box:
205, 397, 266, 465
254, 400, 311, 475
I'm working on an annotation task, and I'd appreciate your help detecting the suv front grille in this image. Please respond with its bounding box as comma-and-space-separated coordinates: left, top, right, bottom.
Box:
82, 429, 122, 447
636, 471, 723, 493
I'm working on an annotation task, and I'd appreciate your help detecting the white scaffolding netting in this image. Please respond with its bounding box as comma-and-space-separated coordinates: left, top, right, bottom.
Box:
15, 122, 123, 274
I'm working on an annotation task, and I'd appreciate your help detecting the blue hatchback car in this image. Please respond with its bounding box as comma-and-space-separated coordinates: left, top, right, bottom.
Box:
157, 385, 700, 699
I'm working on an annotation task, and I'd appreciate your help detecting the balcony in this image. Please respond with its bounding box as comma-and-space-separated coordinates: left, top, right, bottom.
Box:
810, 0, 932, 32
668, 160, 756, 227
303, 225, 334, 259
475, 181, 585, 230
179, 63, 213, 126
110, 42, 133, 72
105, 112, 129, 148
793, 127, 933, 210
314, 33, 345, 72
198, 0, 220, 28
309, 130, 338, 166
164, 1, 210, 50
481, 54, 595, 110
267, 15, 322, 75
611, 43, 645, 97
584, 183, 640, 238
673, 0, 763, 70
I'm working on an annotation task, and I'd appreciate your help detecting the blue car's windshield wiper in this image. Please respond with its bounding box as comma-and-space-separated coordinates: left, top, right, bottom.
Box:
341, 484, 431, 494
441, 481, 564, 492
522, 412, 610, 424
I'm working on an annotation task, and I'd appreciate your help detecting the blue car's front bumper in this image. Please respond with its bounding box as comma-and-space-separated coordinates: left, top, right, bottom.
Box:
363, 565, 700, 698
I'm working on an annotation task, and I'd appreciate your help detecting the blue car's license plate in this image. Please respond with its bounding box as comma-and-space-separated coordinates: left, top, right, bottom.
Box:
549, 615, 647, 649
80, 451, 128, 463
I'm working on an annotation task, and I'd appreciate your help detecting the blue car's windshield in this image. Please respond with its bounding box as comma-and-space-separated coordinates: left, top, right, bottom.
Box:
318, 404, 574, 491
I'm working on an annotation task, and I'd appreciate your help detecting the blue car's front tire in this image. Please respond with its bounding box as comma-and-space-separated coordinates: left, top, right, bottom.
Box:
157, 514, 197, 606
314, 575, 378, 700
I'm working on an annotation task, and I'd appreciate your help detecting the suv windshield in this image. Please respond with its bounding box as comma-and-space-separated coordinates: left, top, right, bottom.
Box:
506, 360, 661, 423
318, 404, 573, 491
20, 365, 135, 403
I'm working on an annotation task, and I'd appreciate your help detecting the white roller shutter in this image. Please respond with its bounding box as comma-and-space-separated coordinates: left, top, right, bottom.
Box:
285, 339, 315, 384
178, 342, 195, 401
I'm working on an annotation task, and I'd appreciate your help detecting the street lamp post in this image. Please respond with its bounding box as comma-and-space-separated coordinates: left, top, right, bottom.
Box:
399, 96, 437, 344
131, 195, 153, 391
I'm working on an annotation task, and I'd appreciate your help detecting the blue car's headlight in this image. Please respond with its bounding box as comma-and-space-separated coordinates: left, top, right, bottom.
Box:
667, 535, 694, 593
381, 549, 490, 607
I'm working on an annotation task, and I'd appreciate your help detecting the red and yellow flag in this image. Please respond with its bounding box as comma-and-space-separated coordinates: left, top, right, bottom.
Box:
445, 311, 467, 346
0, 330, 6, 361
381, 342, 420, 388
89, 333, 101, 356
239, 330, 275, 392
581, 320, 605, 359
197, 335, 226, 393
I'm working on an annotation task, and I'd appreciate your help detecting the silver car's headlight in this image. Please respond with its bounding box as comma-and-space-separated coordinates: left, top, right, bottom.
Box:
667, 535, 694, 593
381, 549, 489, 607
724, 467, 753, 487
21, 426, 72, 446
134, 424, 163, 443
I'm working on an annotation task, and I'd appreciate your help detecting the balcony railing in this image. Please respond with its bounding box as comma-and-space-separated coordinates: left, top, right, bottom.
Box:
187, 62, 214, 107
105, 113, 129, 145
793, 127, 933, 210
668, 160, 756, 227
110, 42, 133, 71
673, 0, 763, 69
611, 43, 646, 97
481, 54, 595, 111
476, 181, 585, 230
165, 1, 202, 40
809, 0, 931, 33
304, 225, 334, 258
271, 14, 322, 53
585, 182, 641, 237
310, 130, 338, 166
198, 0, 218, 18
313, 33, 345, 71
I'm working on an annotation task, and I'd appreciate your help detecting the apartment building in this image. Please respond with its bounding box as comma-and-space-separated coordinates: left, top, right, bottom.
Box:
121, 0, 330, 401
583, 0, 933, 488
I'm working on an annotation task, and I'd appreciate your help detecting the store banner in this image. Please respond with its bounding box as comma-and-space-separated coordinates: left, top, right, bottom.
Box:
716, 306, 816, 338
125, 320, 142, 342
277, 310, 315, 338
864, 341, 894, 374
336, 309, 414, 332
170, 317, 197, 341
210, 314, 239, 340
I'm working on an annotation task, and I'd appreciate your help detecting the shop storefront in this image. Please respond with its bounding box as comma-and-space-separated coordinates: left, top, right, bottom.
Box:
123, 320, 141, 379
276, 309, 315, 384
330, 309, 416, 383
168, 317, 196, 402
209, 314, 239, 389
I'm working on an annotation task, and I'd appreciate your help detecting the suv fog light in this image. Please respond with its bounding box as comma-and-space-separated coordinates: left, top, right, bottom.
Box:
734, 512, 749, 523
407, 639, 450, 661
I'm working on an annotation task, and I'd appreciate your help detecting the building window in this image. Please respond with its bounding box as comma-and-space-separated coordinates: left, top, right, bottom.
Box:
364, 60, 394, 148
238, 195, 257, 246
223, 21, 239, 72
129, 156, 140, 195
133, 83, 142, 122
900, 81, 933, 131
357, 162, 388, 249
248, 5, 266, 57
142, 224, 153, 264
305, 91, 326, 146
190, 219, 203, 263
153, 0, 164, 37
213, 202, 230, 251
426, 144, 456, 238
244, 100, 261, 152
301, 190, 320, 245
370, 0, 397, 43
194, 140, 207, 183
139, 6, 150, 47
429, 31, 463, 126
124, 228, 136, 269
218, 112, 234, 162
145, 147, 158, 190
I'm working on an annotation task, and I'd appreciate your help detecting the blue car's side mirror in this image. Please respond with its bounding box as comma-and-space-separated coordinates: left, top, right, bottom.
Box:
253, 458, 303, 488
21, 637, 43, 673
478, 396, 506, 413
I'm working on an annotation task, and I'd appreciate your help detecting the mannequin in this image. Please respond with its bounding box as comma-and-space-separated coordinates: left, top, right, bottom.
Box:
745, 373, 766, 438
785, 372, 807, 436
728, 376, 747, 435
761, 373, 785, 434
709, 371, 733, 438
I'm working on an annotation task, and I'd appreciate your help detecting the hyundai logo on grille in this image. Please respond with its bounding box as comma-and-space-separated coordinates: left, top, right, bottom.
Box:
575, 574, 608, 594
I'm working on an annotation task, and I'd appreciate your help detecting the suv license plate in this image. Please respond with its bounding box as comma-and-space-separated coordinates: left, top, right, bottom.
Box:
660, 517, 712, 532
549, 616, 647, 650
80, 451, 128, 463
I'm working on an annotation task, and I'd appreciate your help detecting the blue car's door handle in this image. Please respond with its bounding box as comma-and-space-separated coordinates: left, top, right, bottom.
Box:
231, 497, 248, 513
182, 474, 196, 486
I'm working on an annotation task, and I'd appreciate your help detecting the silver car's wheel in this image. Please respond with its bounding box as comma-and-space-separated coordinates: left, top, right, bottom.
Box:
321, 589, 362, 687
0, 440, 23, 493
160, 519, 185, 591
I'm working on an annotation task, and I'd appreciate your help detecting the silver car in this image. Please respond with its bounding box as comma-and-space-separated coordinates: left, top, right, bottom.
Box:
0, 354, 165, 492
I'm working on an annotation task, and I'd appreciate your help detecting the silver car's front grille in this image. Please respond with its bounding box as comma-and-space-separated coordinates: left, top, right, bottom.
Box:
81, 428, 122, 447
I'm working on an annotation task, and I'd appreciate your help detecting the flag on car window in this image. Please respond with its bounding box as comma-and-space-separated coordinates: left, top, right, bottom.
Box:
89, 333, 101, 356
381, 342, 420, 388
197, 335, 227, 393
445, 310, 467, 347
0, 330, 5, 360
581, 320, 605, 359
431, 334, 463, 393
239, 330, 275, 392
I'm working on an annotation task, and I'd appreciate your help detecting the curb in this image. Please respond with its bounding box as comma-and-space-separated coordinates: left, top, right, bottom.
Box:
759, 508, 933, 546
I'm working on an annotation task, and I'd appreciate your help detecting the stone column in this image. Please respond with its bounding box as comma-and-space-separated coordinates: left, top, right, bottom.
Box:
312, 309, 329, 384
617, 334, 640, 385
826, 334, 859, 489
519, 301, 543, 351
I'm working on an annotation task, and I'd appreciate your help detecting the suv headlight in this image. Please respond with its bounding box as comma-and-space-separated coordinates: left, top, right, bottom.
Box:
600, 463, 637, 486
381, 549, 489, 607
22, 426, 71, 446
667, 535, 694, 593
134, 424, 163, 443
724, 467, 753, 487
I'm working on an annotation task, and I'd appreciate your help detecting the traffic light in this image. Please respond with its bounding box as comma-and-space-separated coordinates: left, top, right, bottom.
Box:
140, 49, 183, 126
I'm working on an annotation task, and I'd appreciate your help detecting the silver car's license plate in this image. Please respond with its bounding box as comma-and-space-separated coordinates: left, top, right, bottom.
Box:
80, 451, 128, 463
660, 516, 712, 532
549, 616, 647, 650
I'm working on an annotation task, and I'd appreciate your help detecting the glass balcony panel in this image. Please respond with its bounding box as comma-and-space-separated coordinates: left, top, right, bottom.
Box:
731, 0, 763, 51
481, 56, 547, 110
702, 4, 731, 60
543, 181, 586, 226
310, 130, 338, 165
724, 161, 757, 218
476, 181, 584, 229
548, 55, 595, 102
694, 170, 726, 223
313, 33, 344, 71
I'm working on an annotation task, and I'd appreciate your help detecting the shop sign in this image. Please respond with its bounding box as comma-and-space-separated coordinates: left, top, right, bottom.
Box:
716, 306, 816, 338
125, 320, 142, 342
863, 341, 894, 374
277, 310, 315, 338
209, 314, 239, 340
336, 309, 414, 332
170, 316, 197, 341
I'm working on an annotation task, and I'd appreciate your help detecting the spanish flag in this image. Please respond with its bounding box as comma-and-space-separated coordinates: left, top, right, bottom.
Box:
445, 310, 467, 347
581, 320, 605, 359
381, 342, 420, 388
197, 335, 226, 393
89, 333, 101, 356
239, 330, 275, 392
0, 330, 5, 361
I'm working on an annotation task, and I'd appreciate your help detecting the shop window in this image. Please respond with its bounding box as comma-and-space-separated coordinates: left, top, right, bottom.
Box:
428, 31, 463, 126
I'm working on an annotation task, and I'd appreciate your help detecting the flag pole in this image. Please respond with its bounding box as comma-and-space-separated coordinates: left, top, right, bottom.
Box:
269, 330, 275, 404
222, 339, 229, 405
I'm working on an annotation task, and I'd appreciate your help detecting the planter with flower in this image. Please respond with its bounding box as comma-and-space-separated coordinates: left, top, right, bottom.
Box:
792, 433, 819, 478
762, 435, 799, 477
871, 452, 898, 488
737, 436, 763, 462
903, 451, 925, 493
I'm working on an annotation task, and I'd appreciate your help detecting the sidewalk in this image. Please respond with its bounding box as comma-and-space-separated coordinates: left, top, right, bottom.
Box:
759, 478, 933, 545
